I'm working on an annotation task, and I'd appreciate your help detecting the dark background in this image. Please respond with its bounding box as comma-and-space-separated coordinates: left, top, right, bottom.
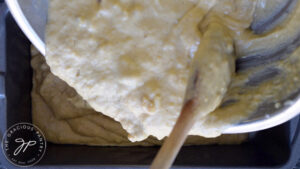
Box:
0, 1, 300, 169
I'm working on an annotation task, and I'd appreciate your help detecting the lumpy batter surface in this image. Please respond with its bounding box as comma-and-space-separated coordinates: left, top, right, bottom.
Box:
45, 0, 300, 141
31, 46, 248, 145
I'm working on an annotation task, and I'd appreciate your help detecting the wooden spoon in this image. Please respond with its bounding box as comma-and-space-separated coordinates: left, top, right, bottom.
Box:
150, 99, 199, 169
150, 23, 234, 169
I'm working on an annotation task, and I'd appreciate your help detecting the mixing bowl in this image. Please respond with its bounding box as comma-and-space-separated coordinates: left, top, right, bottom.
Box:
5, 0, 300, 135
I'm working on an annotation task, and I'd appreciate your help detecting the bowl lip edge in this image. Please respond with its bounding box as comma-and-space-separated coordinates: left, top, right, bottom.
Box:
5, 0, 45, 55
224, 97, 300, 134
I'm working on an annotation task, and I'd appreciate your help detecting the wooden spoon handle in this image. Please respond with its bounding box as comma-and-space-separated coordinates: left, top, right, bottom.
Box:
150, 22, 234, 169
150, 99, 198, 169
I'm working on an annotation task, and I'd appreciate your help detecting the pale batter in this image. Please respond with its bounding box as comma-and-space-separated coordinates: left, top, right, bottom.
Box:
44, 0, 300, 142
31, 46, 247, 145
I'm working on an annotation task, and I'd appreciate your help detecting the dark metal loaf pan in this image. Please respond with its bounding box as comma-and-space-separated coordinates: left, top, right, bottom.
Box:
0, 3, 300, 169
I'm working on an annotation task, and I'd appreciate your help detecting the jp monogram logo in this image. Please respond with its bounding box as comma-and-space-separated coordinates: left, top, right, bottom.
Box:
13, 138, 37, 156
1, 123, 46, 167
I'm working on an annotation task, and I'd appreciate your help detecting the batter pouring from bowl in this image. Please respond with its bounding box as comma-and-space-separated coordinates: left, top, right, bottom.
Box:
45, 0, 300, 142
